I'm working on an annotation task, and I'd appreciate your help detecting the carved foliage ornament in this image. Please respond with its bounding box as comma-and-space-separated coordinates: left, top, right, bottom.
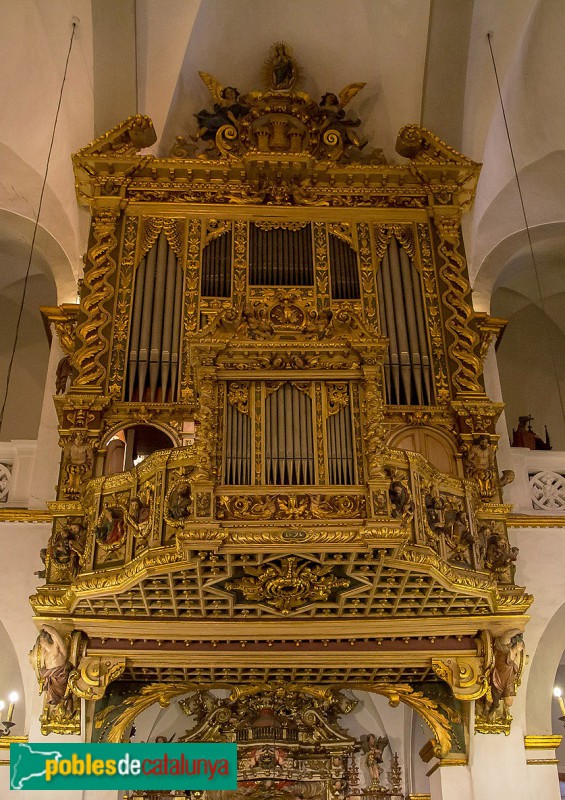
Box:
226, 556, 350, 613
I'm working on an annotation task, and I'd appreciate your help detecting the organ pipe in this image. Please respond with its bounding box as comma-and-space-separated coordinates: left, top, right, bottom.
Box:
249, 224, 313, 285
201, 231, 232, 296
126, 233, 182, 402
224, 403, 251, 484
265, 383, 314, 485
326, 389, 355, 485
329, 234, 360, 299
378, 236, 433, 405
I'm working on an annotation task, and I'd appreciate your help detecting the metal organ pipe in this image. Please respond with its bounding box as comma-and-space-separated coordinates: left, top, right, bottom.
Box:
169, 260, 182, 402
398, 245, 422, 404
378, 236, 433, 405
388, 240, 412, 402
264, 384, 314, 485
136, 240, 157, 400
160, 246, 177, 402
380, 247, 401, 402
149, 233, 168, 401
126, 235, 182, 403
128, 253, 146, 400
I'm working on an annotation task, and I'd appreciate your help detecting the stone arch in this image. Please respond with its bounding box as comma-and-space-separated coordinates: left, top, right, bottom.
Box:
525, 600, 565, 734
0, 617, 26, 732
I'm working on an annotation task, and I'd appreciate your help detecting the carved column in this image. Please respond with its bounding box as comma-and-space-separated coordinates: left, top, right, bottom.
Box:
72, 202, 123, 393
432, 209, 482, 398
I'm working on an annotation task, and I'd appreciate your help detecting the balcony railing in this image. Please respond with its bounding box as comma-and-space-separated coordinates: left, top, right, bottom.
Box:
502, 448, 565, 514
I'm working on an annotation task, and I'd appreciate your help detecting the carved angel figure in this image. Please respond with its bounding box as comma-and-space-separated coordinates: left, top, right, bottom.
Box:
319, 83, 366, 149
193, 72, 248, 145
360, 733, 388, 787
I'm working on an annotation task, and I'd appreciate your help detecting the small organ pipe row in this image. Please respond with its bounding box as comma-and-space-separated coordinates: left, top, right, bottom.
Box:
249, 224, 314, 285
326, 405, 355, 484
127, 233, 182, 402
329, 234, 360, 300
377, 236, 433, 405
201, 231, 232, 297
224, 404, 252, 484
265, 383, 315, 484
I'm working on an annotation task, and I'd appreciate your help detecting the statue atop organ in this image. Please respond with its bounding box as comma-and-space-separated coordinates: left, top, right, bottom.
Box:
34, 45, 529, 785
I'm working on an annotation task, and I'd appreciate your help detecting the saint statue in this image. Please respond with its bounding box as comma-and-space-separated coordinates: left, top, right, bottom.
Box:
465, 435, 496, 498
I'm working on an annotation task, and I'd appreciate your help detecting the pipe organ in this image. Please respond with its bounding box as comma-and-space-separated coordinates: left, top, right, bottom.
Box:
34, 44, 529, 786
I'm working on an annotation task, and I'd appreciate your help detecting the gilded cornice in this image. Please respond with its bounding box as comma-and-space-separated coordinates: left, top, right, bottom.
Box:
507, 514, 565, 528
524, 735, 563, 750
0, 509, 52, 523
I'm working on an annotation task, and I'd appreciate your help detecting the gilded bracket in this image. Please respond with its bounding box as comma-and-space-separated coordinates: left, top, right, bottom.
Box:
431, 655, 488, 701
68, 655, 126, 701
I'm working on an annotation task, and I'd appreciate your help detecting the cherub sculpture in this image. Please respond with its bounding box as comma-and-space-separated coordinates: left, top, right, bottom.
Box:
193, 72, 248, 146
318, 83, 367, 152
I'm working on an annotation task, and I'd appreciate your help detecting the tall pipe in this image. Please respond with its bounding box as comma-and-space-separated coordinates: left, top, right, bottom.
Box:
398, 244, 422, 404
412, 265, 432, 403
137, 240, 158, 400
169, 260, 182, 401
381, 248, 401, 402
161, 246, 176, 402
388, 238, 411, 403
128, 254, 146, 400
377, 265, 392, 402
149, 233, 168, 401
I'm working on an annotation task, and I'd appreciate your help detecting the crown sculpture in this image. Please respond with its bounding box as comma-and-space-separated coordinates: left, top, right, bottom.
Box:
33, 44, 528, 799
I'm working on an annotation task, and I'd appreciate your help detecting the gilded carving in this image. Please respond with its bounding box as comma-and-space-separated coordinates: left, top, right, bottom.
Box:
416, 223, 449, 403
434, 210, 482, 395
357, 222, 378, 331
72, 207, 121, 389
29, 627, 85, 735
68, 655, 126, 701
475, 630, 525, 735
313, 222, 329, 308
431, 655, 488, 700
227, 381, 249, 414
226, 556, 350, 613
217, 493, 365, 520
362, 371, 386, 479
108, 215, 138, 395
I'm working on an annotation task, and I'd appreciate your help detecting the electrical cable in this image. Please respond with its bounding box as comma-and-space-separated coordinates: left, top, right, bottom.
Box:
487, 31, 565, 426
0, 22, 77, 433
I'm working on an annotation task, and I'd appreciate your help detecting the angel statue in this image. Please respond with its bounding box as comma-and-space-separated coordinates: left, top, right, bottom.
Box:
193, 72, 248, 146
360, 733, 389, 788
318, 83, 367, 150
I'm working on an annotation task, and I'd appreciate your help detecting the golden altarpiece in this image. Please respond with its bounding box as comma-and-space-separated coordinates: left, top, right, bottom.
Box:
34, 45, 530, 799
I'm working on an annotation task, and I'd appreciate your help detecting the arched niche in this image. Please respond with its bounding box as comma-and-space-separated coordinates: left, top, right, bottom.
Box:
0, 618, 25, 734
0, 214, 61, 439
389, 426, 461, 477
489, 223, 565, 449
101, 423, 177, 475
